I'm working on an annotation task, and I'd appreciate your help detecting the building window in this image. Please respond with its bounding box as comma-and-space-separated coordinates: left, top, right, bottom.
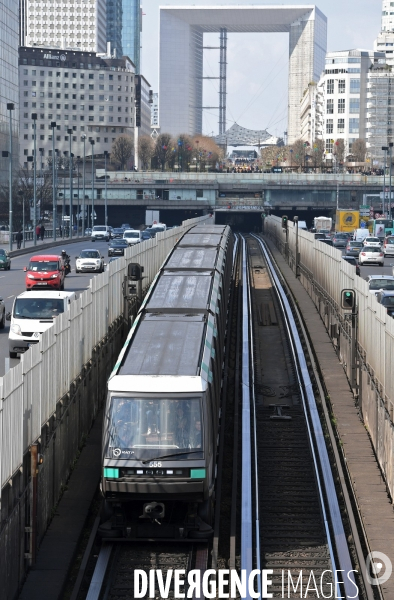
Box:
349, 98, 360, 114
325, 139, 333, 153
338, 98, 345, 113
326, 99, 334, 114
327, 79, 334, 94
338, 79, 345, 94
326, 119, 333, 134
338, 118, 345, 133
350, 78, 360, 93
349, 118, 359, 133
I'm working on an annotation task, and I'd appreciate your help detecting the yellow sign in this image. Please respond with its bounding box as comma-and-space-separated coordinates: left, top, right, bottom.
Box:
336, 210, 360, 232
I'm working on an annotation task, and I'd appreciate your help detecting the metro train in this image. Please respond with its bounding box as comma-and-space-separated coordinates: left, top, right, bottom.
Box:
100, 223, 234, 540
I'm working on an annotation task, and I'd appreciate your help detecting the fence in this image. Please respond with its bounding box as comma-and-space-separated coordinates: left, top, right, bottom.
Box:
0, 214, 209, 600
265, 216, 394, 501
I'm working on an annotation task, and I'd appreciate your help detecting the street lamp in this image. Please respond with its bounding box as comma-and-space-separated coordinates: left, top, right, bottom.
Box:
382, 146, 388, 217
32, 113, 38, 246
68, 129, 73, 238
76, 156, 81, 237
178, 139, 183, 172
104, 150, 109, 226
90, 139, 95, 229
17, 190, 26, 248
389, 142, 393, 220
6, 103, 14, 250
51, 121, 57, 240
81, 134, 86, 235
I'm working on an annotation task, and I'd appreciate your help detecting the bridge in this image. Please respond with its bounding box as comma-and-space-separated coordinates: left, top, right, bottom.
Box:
62, 171, 385, 227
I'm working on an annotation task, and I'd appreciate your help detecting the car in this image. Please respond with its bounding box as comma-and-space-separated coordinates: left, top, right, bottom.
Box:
0, 248, 11, 270
24, 254, 65, 291
363, 237, 382, 248
345, 241, 364, 257
84, 227, 92, 236
376, 291, 394, 317
317, 238, 333, 246
91, 225, 111, 242
341, 256, 360, 276
365, 275, 394, 295
147, 226, 166, 238
75, 249, 105, 273
358, 247, 385, 266
106, 256, 122, 269
7, 291, 76, 358
141, 230, 153, 241
108, 239, 128, 257
332, 233, 350, 248
112, 228, 125, 239
313, 232, 326, 240
123, 229, 142, 245
121, 223, 131, 230
383, 235, 394, 256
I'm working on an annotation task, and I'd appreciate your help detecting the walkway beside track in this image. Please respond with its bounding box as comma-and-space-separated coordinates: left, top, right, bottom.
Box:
263, 235, 394, 599
19, 414, 102, 600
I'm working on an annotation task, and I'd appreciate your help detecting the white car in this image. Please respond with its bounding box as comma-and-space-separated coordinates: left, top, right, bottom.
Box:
123, 229, 142, 245
358, 246, 385, 266
366, 275, 394, 295
363, 237, 382, 248
91, 225, 111, 242
383, 235, 394, 256
75, 249, 105, 273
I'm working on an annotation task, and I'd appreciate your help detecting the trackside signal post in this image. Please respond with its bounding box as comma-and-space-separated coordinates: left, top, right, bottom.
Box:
123, 262, 144, 324
341, 290, 358, 391
282, 215, 289, 259
294, 216, 300, 278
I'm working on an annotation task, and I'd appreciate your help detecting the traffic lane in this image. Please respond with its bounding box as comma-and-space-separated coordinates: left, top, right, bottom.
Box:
0, 240, 111, 376
339, 248, 394, 278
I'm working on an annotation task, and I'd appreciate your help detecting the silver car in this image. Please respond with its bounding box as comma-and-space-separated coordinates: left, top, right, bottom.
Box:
383, 235, 394, 256
363, 237, 382, 248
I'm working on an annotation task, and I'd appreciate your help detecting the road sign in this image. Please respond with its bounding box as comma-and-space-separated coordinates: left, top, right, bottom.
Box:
360, 221, 365, 228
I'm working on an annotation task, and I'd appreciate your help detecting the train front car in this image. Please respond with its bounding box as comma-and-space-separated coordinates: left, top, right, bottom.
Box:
100, 225, 233, 540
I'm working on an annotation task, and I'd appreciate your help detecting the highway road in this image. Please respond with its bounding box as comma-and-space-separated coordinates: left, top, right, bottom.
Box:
0, 239, 114, 376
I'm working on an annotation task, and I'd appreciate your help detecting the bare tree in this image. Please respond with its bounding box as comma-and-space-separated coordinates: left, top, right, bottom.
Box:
154, 133, 172, 171
311, 139, 325, 170
111, 135, 134, 170
333, 138, 345, 165
138, 136, 154, 171
351, 139, 367, 163
192, 135, 223, 171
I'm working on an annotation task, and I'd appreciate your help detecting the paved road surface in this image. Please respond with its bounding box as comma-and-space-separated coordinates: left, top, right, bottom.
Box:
0, 239, 113, 376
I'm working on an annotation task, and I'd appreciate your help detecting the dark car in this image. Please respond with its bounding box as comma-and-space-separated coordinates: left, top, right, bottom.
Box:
313, 233, 326, 240
376, 291, 394, 317
341, 256, 360, 276
141, 230, 153, 241
345, 241, 364, 257
112, 228, 125, 239
0, 249, 11, 270
317, 238, 333, 246
332, 233, 351, 248
108, 239, 128, 257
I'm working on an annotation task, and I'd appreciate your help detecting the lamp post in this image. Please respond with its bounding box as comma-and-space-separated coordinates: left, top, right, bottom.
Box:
17, 190, 25, 248
104, 150, 109, 226
51, 121, 57, 240
382, 146, 388, 217
6, 103, 14, 250
82, 134, 86, 235
76, 156, 80, 237
178, 139, 183, 172
68, 129, 73, 238
389, 142, 393, 220
90, 139, 95, 229
32, 113, 37, 246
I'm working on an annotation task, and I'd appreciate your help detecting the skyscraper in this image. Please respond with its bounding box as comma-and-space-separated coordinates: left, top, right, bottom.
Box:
375, 0, 394, 65
107, 0, 142, 72
21, 0, 107, 53
0, 0, 19, 182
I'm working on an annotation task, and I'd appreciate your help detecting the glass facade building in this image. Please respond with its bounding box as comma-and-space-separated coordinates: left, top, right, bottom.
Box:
107, 0, 141, 73
0, 0, 19, 183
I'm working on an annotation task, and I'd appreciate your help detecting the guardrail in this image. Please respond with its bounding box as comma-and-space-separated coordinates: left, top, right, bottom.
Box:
265, 216, 394, 501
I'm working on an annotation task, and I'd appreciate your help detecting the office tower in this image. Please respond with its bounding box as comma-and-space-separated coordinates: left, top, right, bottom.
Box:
0, 0, 19, 182
375, 0, 394, 65
21, 0, 107, 53
107, 0, 142, 72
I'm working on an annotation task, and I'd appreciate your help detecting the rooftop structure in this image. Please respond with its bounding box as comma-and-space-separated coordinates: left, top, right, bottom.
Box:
159, 5, 327, 144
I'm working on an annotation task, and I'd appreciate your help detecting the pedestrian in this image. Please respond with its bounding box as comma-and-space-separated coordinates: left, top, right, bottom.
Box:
16, 230, 23, 250
36, 224, 40, 241
40, 223, 45, 242
59, 224, 62, 238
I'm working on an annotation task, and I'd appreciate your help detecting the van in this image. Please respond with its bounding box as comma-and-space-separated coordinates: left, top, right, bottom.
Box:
91, 225, 111, 242
353, 228, 369, 242
7, 291, 76, 358
123, 229, 142, 245
24, 254, 65, 291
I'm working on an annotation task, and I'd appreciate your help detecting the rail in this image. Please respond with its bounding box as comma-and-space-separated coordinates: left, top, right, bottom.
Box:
253, 234, 358, 599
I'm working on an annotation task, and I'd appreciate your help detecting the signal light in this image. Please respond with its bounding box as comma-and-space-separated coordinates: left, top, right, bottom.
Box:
282, 215, 289, 229
341, 289, 356, 310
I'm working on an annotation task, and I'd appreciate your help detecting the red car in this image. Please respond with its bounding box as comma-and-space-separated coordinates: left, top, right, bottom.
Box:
24, 254, 65, 291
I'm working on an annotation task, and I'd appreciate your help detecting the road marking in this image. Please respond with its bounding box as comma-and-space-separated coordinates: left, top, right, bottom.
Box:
7, 295, 14, 299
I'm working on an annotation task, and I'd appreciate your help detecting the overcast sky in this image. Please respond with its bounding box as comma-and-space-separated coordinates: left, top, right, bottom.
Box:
141, 0, 382, 138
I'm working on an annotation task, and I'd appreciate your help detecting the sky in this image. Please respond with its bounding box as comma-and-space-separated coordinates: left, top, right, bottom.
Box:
141, 0, 382, 138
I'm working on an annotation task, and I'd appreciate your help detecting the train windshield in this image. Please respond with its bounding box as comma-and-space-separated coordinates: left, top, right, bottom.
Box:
106, 397, 203, 460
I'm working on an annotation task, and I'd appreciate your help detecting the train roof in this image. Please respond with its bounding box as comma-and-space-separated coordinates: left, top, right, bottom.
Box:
178, 233, 223, 247
118, 314, 206, 377
165, 247, 220, 271
145, 271, 220, 313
